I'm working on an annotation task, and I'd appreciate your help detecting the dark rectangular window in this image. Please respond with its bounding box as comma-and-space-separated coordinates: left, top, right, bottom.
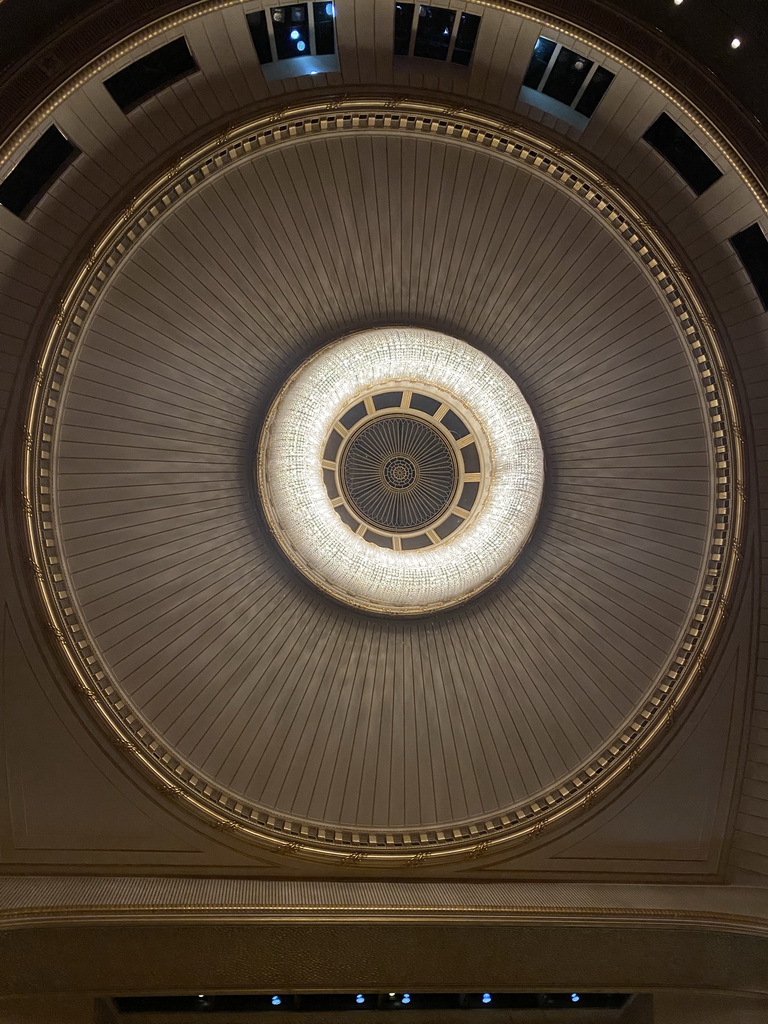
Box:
247, 10, 274, 64
104, 37, 197, 112
413, 5, 455, 60
394, 3, 415, 54
0, 125, 78, 217
271, 4, 310, 60
642, 113, 723, 195
542, 46, 593, 106
523, 35, 556, 89
731, 223, 768, 310
114, 993, 633, 1014
313, 1, 336, 55
521, 36, 615, 126
451, 12, 480, 66
574, 64, 615, 117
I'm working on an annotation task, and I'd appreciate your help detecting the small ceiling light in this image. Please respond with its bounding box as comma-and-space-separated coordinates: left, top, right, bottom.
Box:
326, 2, 335, 13
482, 994, 492, 1004
290, 28, 300, 39
571, 994, 580, 1003
731, 36, 741, 48
402, 994, 411, 1004
574, 59, 585, 70
356, 995, 365, 1004
272, 996, 282, 1006
673, 0, 683, 5
389, 993, 396, 998
297, 39, 307, 51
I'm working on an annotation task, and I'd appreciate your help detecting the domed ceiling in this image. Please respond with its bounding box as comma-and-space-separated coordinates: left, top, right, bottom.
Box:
25, 99, 741, 859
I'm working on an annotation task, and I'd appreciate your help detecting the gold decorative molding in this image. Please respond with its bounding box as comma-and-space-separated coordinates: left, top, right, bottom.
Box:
21, 97, 746, 863
2, 902, 768, 939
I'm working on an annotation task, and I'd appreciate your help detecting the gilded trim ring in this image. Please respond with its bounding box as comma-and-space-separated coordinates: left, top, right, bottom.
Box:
23, 98, 745, 862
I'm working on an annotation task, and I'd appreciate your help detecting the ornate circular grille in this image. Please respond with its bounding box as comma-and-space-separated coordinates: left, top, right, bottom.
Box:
341, 415, 457, 531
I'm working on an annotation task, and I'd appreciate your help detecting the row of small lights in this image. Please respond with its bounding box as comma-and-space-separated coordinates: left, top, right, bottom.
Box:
197, 993, 582, 1006
671, 0, 743, 48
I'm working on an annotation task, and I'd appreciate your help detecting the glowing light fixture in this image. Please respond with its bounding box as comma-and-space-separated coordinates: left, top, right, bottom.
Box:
482, 994, 492, 1004
258, 329, 544, 615
731, 36, 741, 48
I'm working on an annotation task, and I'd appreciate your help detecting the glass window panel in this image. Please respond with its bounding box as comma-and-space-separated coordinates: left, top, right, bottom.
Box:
413, 5, 455, 60
574, 65, 614, 116
271, 4, 310, 60
451, 12, 480, 66
542, 46, 593, 106
394, 2, 415, 54
522, 36, 556, 89
104, 38, 198, 111
643, 113, 723, 195
313, 1, 336, 55
340, 401, 366, 429
731, 223, 768, 310
0, 125, 78, 217
373, 391, 404, 409
441, 409, 469, 439
246, 10, 274, 64
409, 392, 441, 415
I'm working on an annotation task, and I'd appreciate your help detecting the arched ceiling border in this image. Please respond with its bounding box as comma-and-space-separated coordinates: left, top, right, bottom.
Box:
23, 97, 745, 864
0, 0, 766, 215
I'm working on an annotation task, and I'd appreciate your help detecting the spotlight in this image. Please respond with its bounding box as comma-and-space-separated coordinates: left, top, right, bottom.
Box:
731, 37, 741, 48
389, 993, 396, 998
272, 996, 282, 1006
326, 2, 335, 13
402, 994, 411, 1005
482, 993, 492, 1004
297, 40, 307, 51
673, 0, 683, 5
290, 29, 300, 39
571, 994, 580, 1003
356, 994, 365, 1004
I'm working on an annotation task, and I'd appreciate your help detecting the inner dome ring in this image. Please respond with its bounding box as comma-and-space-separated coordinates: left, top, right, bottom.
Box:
257, 328, 544, 615
340, 414, 458, 532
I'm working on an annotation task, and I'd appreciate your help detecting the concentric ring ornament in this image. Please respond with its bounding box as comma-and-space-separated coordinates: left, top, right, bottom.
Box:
258, 328, 544, 615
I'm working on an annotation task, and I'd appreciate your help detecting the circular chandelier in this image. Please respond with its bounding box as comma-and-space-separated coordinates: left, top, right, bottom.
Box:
258, 328, 544, 614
